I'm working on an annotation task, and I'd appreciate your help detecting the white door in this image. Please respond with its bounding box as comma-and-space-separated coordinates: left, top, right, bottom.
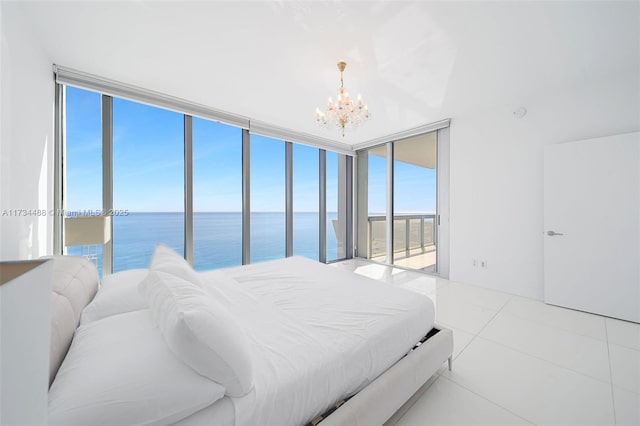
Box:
544, 132, 640, 323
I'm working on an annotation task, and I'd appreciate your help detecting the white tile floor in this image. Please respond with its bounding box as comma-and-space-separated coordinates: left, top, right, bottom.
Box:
334, 259, 640, 426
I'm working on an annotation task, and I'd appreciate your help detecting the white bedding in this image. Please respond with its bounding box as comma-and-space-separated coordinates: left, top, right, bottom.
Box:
52, 256, 435, 426
175, 397, 235, 426
198, 257, 435, 426
49, 310, 226, 425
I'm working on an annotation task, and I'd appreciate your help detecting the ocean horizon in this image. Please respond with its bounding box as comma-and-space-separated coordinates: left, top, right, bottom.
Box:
67, 212, 341, 275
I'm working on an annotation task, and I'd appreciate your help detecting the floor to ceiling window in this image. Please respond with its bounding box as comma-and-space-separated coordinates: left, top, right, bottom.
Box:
292, 144, 319, 260
63, 86, 104, 273
192, 118, 242, 270
112, 98, 184, 272
57, 73, 353, 274
250, 135, 285, 263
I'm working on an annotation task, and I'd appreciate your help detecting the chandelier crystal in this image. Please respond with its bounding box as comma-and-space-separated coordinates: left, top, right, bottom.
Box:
315, 61, 369, 137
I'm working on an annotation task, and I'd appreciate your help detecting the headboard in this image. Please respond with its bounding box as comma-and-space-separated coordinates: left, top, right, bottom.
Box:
49, 256, 99, 386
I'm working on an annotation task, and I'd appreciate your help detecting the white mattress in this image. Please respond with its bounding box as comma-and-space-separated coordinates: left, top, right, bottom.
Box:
198, 257, 435, 426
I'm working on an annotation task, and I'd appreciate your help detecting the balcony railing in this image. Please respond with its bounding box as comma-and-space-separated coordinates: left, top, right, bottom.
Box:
368, 214, 436, 259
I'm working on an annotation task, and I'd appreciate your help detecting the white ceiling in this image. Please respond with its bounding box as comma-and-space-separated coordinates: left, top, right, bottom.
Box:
13, 0, 640, 146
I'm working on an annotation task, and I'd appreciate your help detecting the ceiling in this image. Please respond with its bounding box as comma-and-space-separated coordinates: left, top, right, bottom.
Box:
11, 1, 640, 146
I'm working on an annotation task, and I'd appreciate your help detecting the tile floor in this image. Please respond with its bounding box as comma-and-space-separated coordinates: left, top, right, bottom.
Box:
334, 259, 640, 426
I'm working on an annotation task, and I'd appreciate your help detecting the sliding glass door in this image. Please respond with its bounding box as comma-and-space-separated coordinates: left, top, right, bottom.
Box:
356, 148, 387, 261
326, 152, 347, 261
392, 133, 437, 272
356, 129, 447, 275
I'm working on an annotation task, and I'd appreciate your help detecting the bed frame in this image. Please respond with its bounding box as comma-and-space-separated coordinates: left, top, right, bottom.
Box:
48, 256, 453, 426
317, 327, 452, 426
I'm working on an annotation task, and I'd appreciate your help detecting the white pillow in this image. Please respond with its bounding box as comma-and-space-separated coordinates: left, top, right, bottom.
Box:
48, 310, 225, 425
80, 269, 148, 324
150, 244, 202, 286
139, 271, 254, 397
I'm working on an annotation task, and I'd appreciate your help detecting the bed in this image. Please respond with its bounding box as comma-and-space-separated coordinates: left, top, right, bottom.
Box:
47, 249, 453, 426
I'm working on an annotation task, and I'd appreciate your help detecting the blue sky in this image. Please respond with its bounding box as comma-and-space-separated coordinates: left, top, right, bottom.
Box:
66, 86, 435, 213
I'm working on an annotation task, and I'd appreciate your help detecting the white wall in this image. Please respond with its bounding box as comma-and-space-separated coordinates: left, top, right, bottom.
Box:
0, 3, 55, 261
449, 72, 640, 300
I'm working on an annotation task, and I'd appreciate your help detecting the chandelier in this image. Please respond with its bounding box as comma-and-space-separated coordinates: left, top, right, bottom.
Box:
315, 61, 369, 137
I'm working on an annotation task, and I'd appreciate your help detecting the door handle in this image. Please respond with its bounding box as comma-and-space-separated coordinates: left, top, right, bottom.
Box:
546, 230, 564, 236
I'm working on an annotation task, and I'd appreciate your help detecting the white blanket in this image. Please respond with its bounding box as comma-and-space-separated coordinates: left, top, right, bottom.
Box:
200, 257, 435, 426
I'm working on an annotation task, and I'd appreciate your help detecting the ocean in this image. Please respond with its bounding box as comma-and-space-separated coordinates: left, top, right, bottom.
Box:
67, 212, 340, 275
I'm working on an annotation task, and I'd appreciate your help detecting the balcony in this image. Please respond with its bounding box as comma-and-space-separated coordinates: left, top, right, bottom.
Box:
367, 214, 436, 272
